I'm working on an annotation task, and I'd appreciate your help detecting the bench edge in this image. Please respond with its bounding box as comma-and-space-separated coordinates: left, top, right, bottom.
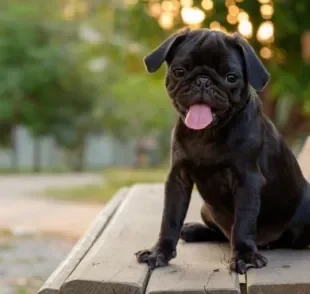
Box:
37, 187, 130, 294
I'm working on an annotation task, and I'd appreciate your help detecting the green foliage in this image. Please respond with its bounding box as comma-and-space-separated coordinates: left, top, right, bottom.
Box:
108, 73, 174, 136
109, 0, 310, 143
1, 0, 309, 162
0, 1, 98, 148
80, 4, 176, 143
122, 0, 310, 104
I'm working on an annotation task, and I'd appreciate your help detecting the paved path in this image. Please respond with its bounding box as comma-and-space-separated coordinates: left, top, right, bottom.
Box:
0, 236, 75, 293
0, 174, 104, 238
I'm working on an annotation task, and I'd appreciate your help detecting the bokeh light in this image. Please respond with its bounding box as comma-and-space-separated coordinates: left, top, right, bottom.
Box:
181, 0, 193, 8
260, 47, 273, 59
228, 5, 239, 16
237, 11, 249, 22
146, 0, 275, 48
225, 0, 236, 8
159, 12, 174, 29
238, 20, 253, 38
227, 14, 238, 25
257, 21, 274, 43
260, 4, 274, 19
201, 0, 214, 11
181, 7, 206, 25
162, 0, 174, 12
148, 2, 162, 18
210, 21, 221, 30
63, 3, 75, 19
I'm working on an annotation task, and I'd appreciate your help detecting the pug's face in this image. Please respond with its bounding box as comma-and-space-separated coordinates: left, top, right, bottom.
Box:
144, 29, 270, 130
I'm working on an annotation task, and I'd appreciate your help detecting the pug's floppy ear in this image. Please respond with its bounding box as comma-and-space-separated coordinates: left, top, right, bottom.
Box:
233, 33, 270, 91
144, 28, 189, 73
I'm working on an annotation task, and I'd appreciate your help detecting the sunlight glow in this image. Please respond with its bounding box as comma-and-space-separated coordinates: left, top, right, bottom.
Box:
238, 20, 253, 38
162, 0, 174, 12
257, 21, 274, 42
210, 21, 221, 30
201, 0, 214, 11
180, 0, 193, 7
159, 12, 174, 29
228, 5, 239, 16
260, 4, 274, 19
147, 0, 275, 49
225, 0, 236, 8
181, 7, 206, 25
148, 3, 162, 18
77, 1, 87, 13
227, 14, 238, 25
260, 47, 273, 59
64, 3, 75, 20
237, 11, 249, 22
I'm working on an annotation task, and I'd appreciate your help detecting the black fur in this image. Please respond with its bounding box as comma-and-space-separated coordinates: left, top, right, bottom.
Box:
135, 28, 310, 274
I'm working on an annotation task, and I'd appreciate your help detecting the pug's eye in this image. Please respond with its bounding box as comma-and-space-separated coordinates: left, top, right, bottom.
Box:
173, 68, 186, 77
226, 73, 238, 83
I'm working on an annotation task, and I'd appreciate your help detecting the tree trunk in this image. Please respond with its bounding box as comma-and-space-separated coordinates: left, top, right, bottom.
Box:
10, 126, 18, 172
74, 137, 86, 172
33, 138, 41, 173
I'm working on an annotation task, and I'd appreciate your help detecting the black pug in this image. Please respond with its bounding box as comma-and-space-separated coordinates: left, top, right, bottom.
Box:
135, 28, 310, 274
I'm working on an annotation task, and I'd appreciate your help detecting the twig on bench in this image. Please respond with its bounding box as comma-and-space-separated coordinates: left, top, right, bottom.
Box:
204, 270, 217, 294
141, 268, 152, 294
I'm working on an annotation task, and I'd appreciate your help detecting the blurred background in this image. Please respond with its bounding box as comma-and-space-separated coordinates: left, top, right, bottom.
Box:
0, 0, 309, 293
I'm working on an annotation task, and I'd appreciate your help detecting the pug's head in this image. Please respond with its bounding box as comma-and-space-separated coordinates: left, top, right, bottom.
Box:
144, 28, 270, 130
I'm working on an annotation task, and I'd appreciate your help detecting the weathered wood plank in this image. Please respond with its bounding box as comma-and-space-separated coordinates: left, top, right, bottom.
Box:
247, 250, 310, 294
37, 187, 128, 294
61, 184, 163, 294
146, 191, 240, 294
62, 184, 240, 294
246, 137, 310, 294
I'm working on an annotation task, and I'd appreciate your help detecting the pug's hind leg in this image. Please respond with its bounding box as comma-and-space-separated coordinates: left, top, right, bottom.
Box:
289, 190, 310, 249
291, 225, 310, 249
180, 222, 228, 243
181, 203, 228, 243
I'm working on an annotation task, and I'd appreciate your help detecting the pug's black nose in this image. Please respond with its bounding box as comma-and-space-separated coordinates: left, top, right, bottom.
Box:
195, 77, 212, 89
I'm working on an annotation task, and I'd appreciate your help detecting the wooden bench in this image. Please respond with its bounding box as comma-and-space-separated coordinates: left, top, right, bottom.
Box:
38, 137, 310, 294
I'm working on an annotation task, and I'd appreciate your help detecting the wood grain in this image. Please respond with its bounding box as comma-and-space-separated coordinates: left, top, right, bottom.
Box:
146, 191, 240, 294
62, 184, 240, 294
247, 250, 310, 294
37, 187, 128, 294
61, 184, 164, 294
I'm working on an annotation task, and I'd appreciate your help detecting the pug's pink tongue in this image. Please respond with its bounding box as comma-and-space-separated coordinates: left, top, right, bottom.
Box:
185, 104, 213, 130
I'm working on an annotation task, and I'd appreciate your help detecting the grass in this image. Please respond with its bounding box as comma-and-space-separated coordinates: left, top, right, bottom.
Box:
0, 168, 71, 174
0, 231, 13, 250
0, 228, 12, 237
15, 286, 31, 294
44, 167, 168, 203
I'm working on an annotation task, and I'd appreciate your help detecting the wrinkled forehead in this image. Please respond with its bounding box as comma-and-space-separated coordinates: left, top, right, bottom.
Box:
172, 30, 242, 73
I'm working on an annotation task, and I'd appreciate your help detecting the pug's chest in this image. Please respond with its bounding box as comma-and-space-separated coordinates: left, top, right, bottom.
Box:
190, 164, 237, 209
183, 140, 229, 166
